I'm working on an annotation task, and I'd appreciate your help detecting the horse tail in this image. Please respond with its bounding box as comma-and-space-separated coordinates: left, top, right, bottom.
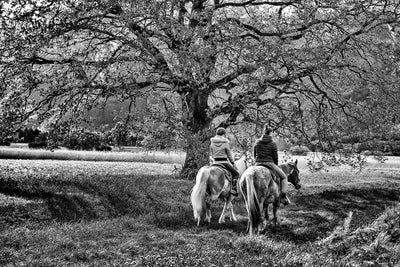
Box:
190, 167, 209, 226
246, 171, 261, 234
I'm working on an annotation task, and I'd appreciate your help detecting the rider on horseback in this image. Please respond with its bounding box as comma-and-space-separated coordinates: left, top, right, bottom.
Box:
253, 125, 291, 205
209, 127, 239, 196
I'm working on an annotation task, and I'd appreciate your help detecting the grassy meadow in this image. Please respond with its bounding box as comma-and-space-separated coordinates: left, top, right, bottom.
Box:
0, 146, 186, 164
1, 154, 400, 266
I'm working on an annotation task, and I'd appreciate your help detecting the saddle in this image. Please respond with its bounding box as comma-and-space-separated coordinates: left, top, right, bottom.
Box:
211, 163, 233, 182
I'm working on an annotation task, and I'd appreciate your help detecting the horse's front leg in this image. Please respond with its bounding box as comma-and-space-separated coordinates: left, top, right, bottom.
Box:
272, 201, 280, 229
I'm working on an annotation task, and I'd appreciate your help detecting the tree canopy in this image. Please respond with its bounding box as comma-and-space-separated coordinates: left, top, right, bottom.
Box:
1, 0, 400, 177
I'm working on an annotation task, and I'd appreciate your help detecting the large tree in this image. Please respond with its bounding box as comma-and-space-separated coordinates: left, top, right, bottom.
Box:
1, 0, 400, 177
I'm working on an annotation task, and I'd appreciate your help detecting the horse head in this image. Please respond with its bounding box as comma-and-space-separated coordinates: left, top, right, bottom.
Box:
287, 159, 301, 189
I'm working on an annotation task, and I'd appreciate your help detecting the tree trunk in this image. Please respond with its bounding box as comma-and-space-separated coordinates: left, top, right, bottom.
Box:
179, 90, 213, 179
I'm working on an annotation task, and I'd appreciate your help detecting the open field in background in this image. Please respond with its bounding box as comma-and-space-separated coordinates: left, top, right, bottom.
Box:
0, 155, 400, 266
0, 146, 186, 165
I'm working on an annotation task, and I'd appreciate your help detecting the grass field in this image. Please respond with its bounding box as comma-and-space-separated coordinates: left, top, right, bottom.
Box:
1, 156, 400, 266
0, 146, 186, 164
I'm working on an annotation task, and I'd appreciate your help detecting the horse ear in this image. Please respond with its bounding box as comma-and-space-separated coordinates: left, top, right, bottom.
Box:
295, 159, 298, 165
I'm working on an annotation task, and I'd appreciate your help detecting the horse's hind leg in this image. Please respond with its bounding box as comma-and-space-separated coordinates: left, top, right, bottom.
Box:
264, 203, 269, 222
258, 201, 267, 234
205, 202, 212, 224
218, 200, 228, 224
228, 200, 237, 222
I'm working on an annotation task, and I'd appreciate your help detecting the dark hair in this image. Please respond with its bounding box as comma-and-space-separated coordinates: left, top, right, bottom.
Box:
216, 127, 226, 136
263, 125, 273, 135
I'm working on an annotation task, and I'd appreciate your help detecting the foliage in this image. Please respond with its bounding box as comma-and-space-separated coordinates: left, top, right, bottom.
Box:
105, 122, 131, 147
28, 141, 47, 149
353, 140, 400, 156
321, 204, 400, 266
0, 91, 26, 143
27, 131, 49, 149
62, 129, 104, 151
304, 151, 389, 173
289, 145, 311, 156
2, 0, 400, 175
15, 127, 41, 143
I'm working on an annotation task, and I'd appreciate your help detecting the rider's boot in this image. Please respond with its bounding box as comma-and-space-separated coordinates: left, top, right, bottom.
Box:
280, 192, 291, 205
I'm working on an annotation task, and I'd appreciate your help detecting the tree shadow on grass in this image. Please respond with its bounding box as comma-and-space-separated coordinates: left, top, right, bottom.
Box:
261, 187, 400, 243
0, 185, 103, 223
0, 176, 164, 225
176, 186, 400, 243
3, 173, 400, 242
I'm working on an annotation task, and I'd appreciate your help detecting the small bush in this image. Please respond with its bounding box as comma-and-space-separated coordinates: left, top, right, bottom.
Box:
356, 142, 370, 153
341, 135, 361, 144
289, 145, 311, 156
95, 144, 112, 151
0, 141, 10, 146
62, 130, 103, 151
28, 141, 48, 149
392, 146, 400, 156
361, 150, 373, 156
16, 127, 41, 143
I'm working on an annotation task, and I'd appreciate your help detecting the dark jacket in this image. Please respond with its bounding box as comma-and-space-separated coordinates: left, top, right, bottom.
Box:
253, 135, 278, 165
210, 135, 235, 164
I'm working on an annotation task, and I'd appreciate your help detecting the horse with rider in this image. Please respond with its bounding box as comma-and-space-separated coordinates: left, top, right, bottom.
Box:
191, 124, 301, 232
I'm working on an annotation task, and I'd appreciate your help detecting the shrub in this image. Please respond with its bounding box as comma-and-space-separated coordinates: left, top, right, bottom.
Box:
28, 141, 48, 149
0, 141, 10, 146
16, 127, 41, 143
391, 142, 400, 156
361, 150, 373, 156
62, 129, 104, 151
95, 144, 112, 151
106, 122, 129, 147
356, 142, 370, 153
289, 145, 311, 156
341, 135, 361, 144
276, 138, 292, 151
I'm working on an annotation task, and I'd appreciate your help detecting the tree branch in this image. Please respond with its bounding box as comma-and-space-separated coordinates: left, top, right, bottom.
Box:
215, 0, 299, 9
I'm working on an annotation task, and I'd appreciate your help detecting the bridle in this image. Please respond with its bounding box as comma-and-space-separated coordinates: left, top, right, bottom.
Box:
288, 162, 299, 173
287, 162, 301, 189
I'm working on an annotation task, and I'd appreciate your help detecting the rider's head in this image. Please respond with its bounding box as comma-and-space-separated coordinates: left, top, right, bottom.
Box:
216, 127, 226, 136
263, 125, 273, 135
